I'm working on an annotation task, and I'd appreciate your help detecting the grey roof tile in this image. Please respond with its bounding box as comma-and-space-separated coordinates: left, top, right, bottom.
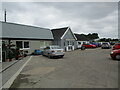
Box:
51, 27, 68, 40
1, 22, 53, 40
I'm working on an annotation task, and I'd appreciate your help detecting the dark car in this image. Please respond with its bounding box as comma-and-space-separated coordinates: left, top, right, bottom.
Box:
110, 42, 115, 45
32, 49, 42, 55
110, 49, 120, 60
97, 42, 102, 47
112, 43, 120, 50
101, 42, 111, 49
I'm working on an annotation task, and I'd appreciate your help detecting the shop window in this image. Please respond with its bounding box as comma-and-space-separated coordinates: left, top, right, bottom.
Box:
24, 42, 29, 48
16, 41, 23, 48
16, 41, 30, 49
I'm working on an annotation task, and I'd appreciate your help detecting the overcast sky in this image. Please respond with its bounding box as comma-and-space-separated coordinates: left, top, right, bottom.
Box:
1, 2, 118, 38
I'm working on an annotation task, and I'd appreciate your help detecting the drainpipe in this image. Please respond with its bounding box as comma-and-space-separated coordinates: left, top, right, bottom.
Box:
8, 39, 11, 60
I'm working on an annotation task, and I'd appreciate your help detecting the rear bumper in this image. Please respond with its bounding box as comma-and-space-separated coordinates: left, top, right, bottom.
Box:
49, 53, 65, 57
102, 47, 111, 49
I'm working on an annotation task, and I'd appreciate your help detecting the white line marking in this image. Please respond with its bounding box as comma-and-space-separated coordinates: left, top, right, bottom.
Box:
2, 56, 33, 89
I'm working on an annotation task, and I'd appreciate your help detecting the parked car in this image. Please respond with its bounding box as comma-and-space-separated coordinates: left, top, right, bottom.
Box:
82, 43, 96, 48
110, 49, 120, 60
97, 42, 102, 47
77, 42, 86, 50
112, 43, 120, 50
90, 42, 99, 47
110, 42, 115, 45
42, 45, 65, 58
101, 42, 111, 49
32, 49, 42, 55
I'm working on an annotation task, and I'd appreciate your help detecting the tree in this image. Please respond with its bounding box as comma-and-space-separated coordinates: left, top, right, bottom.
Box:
86, 33, 99, 40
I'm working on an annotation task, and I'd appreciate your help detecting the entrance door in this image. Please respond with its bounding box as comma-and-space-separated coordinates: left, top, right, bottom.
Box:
67, 41, 72, 51
2, 52, 6, 62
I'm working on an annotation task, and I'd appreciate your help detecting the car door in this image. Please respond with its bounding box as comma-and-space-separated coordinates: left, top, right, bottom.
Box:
86, 44, 90, 48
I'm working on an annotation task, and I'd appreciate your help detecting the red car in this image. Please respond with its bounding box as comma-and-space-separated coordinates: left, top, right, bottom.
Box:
82, 43, 96, 48
110, 49, 120, 60
112, 43, 120, 50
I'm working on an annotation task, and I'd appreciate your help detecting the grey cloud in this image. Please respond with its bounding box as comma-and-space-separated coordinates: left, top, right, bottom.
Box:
35, 2, 118, 20
1, 2, 118, 38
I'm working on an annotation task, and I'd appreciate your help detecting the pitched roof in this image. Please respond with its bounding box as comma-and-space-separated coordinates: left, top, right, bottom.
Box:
74, 34, 89, 41
1, 22, 53, 40
51, 27, 68, 39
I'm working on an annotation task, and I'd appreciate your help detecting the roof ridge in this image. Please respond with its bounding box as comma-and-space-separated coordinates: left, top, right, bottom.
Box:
1, 21, 50, 31
51, 27, 69, 30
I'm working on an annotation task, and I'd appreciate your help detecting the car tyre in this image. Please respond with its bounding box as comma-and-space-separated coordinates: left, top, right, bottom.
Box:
60, 56, 64, 58
48, 55, 52, 59
42, 52, 45, 56
115, 54, 120, 60
81, 46, 85, 50
42, 54, 45, 56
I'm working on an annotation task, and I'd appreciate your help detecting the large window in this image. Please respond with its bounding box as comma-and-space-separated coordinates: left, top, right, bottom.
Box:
24, 42, 29, 48
67, 41, 73, 45
64, 42, 66, 46
73, 42, 74, 45
16, 41, 30, 49
16, 41, 23, 48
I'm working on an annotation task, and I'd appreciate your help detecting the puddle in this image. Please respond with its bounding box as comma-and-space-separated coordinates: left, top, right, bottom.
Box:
10, 74, 31, 88
22, 67, 56, 76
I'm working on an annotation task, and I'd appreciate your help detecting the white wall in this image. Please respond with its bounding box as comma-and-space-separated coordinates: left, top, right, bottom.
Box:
4, 40, 52, 54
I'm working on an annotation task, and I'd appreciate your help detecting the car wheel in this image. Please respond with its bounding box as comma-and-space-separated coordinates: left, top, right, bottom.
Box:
60, 56, 64, 58
48, 55, 52, 59
115, 54, 120, 60
81, 46, 85, 50
42, 52, 45, 56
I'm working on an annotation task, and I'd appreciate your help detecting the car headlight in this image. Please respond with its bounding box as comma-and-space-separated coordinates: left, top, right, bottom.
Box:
110, 52, 114, 54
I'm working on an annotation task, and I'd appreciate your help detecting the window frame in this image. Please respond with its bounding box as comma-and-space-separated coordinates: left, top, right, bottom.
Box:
24, 41, 30, 48
16, 41, 30, 50
16, 41, 23, 48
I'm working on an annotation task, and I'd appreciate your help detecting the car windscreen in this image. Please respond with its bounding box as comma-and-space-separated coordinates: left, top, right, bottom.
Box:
103, 43, 108, 45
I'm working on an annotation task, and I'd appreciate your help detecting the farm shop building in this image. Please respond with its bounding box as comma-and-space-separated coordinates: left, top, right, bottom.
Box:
1, 21, 53, 55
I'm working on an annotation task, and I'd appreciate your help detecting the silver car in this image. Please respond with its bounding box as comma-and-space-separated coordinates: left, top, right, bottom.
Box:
101, 42, 111, 49
42, 45, 65, 58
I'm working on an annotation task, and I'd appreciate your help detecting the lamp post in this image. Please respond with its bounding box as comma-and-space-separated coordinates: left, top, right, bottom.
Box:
4, 9, 7, 22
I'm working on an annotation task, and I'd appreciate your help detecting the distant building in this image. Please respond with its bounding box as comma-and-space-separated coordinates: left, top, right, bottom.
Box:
74, 34, 89, 49
51, 27, 77, 51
